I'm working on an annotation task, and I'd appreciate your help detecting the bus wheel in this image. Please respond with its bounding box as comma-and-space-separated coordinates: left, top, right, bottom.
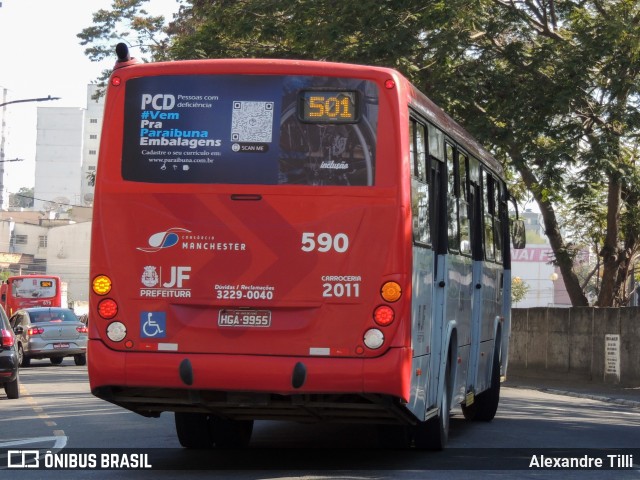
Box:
377, 424, 412, 449
50, 357, 63, 365
74, 354, 87, 366
414, 360, 451, 450
210, 417, 253, 448
463, 348, 501, 422
175, 412, 214, 449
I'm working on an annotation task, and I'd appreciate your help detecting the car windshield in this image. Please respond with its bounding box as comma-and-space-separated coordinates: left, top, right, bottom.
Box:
30, 310, 78, 323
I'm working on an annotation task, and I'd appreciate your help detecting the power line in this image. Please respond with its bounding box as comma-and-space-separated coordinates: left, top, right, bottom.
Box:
9, 192, 90, 209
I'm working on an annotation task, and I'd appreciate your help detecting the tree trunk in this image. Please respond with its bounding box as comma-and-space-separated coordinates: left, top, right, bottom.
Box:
596, 174, 621, 306
512, 151, 589, 306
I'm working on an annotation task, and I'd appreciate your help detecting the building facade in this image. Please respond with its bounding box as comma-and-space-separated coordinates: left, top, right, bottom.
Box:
33, 107, 84, 212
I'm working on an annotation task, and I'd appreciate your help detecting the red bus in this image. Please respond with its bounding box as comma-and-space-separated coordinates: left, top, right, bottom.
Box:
89, 44, 525, 450
1, 275, 62, 316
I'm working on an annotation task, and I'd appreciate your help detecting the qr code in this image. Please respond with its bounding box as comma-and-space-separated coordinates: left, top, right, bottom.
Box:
231, 101, 274, 142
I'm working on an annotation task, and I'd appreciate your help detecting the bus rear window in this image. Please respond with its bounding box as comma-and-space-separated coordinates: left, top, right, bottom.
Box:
122, 75, 378, 186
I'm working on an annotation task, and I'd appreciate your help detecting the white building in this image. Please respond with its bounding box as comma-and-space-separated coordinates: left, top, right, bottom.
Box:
33, 107, 84, 212
33, 84, 104, 212
511, 245, 570, 307
46, 222, 91, 312
81, 84, 104, 207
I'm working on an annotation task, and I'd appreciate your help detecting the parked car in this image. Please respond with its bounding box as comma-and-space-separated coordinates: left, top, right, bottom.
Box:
10, 307, 88, 367
0, 305, 20, 398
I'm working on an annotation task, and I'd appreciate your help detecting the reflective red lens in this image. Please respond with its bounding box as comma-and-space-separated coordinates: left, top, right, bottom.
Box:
373, 305, 395, 326
98, 298, 118, 319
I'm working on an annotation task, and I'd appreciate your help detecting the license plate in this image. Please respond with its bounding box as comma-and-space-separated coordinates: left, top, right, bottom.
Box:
53, 343, 70, 349
218, 309, 271, 328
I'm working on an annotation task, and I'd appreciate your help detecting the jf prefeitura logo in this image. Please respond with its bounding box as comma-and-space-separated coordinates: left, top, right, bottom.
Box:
7, 450, 152, 470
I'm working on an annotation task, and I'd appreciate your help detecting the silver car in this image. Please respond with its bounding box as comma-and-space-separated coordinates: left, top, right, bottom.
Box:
10, 307, 88, 367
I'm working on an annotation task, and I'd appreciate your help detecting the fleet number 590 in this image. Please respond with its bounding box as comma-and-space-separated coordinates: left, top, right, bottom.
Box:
301, 232, 349, 253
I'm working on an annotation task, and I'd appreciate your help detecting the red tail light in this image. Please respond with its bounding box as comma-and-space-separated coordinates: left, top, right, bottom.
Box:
76, 325, 88, 334
28, 327, 45, 336
373, 305, 395, 326
1, 329, 15, 347
98, 298, 118, 319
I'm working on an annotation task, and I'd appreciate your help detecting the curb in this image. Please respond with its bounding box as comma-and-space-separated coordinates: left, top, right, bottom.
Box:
507, 384, 640, 409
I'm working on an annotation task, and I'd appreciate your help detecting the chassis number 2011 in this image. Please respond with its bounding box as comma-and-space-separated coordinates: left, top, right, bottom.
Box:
322, 282, 360, 298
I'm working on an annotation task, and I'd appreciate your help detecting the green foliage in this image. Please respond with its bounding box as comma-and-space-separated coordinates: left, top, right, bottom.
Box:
9, 187, 34, 209
511, 277, 530, 305
78, 0, 640, 306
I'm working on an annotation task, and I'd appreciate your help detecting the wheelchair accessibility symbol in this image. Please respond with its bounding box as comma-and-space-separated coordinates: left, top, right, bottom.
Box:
141, 311, 166, 338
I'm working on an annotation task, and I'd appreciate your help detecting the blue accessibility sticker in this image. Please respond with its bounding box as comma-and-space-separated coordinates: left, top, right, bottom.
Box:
140, 311, 166, 338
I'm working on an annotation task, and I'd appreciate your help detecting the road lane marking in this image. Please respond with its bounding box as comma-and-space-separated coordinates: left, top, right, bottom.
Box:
14, 383, 65, 439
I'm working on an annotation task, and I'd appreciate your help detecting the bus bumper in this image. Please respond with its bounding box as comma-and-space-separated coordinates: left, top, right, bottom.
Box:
88, 339, 414, 423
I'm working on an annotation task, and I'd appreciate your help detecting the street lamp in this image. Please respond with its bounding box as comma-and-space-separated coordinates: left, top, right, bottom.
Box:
0, 95, 62, 109
0, 91, 61, 209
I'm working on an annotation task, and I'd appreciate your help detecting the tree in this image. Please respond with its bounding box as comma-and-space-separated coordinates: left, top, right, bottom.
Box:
511, 277, 530, 306
9, 187, 34, 208
78, 0, 640, 306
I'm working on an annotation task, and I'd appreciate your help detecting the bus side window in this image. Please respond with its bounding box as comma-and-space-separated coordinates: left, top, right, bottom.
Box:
446, 142, 460, 252
483, 170, 496, 261
458, 152, 471, 255
494, 180, 504, 263
410, 118, 430, 245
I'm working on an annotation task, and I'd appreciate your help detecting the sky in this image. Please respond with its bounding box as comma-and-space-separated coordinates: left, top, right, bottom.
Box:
0, 0, 180, 193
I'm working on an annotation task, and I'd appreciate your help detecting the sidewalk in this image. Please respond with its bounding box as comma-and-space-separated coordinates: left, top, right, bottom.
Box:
505, 375, 640, 409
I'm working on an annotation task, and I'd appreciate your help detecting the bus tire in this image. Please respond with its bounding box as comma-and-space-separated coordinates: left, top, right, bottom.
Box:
210, 417, 253, 448
4, 376, 19, 399
462, 346, 501, 422
175, 412, 214, 449
414, 360, 451, 450
74, 354, 87, 366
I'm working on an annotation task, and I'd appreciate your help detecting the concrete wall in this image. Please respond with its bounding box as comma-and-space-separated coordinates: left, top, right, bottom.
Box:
509, 307, 640, 385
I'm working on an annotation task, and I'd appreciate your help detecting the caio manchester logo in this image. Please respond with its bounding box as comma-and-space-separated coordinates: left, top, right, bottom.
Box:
7, 450, 152, 469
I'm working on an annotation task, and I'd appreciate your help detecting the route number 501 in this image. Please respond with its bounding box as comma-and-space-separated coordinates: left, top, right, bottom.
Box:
301, 232, 349, 253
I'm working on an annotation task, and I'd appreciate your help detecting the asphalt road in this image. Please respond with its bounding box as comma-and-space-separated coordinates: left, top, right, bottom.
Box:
1, 358, 639, 479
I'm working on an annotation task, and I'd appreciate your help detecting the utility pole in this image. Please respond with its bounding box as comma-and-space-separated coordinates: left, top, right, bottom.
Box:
0, 89, 60, 210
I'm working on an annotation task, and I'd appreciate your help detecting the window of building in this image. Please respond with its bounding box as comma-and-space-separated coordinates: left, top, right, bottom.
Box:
89, 118, 98, 124
90, 134, 98, 140
15, 235, 28, 245
39, 236, 48, 248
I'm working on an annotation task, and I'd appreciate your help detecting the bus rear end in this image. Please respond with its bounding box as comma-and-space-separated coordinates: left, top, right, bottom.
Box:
3, 275, 61, 315
89, 57, 415, 446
